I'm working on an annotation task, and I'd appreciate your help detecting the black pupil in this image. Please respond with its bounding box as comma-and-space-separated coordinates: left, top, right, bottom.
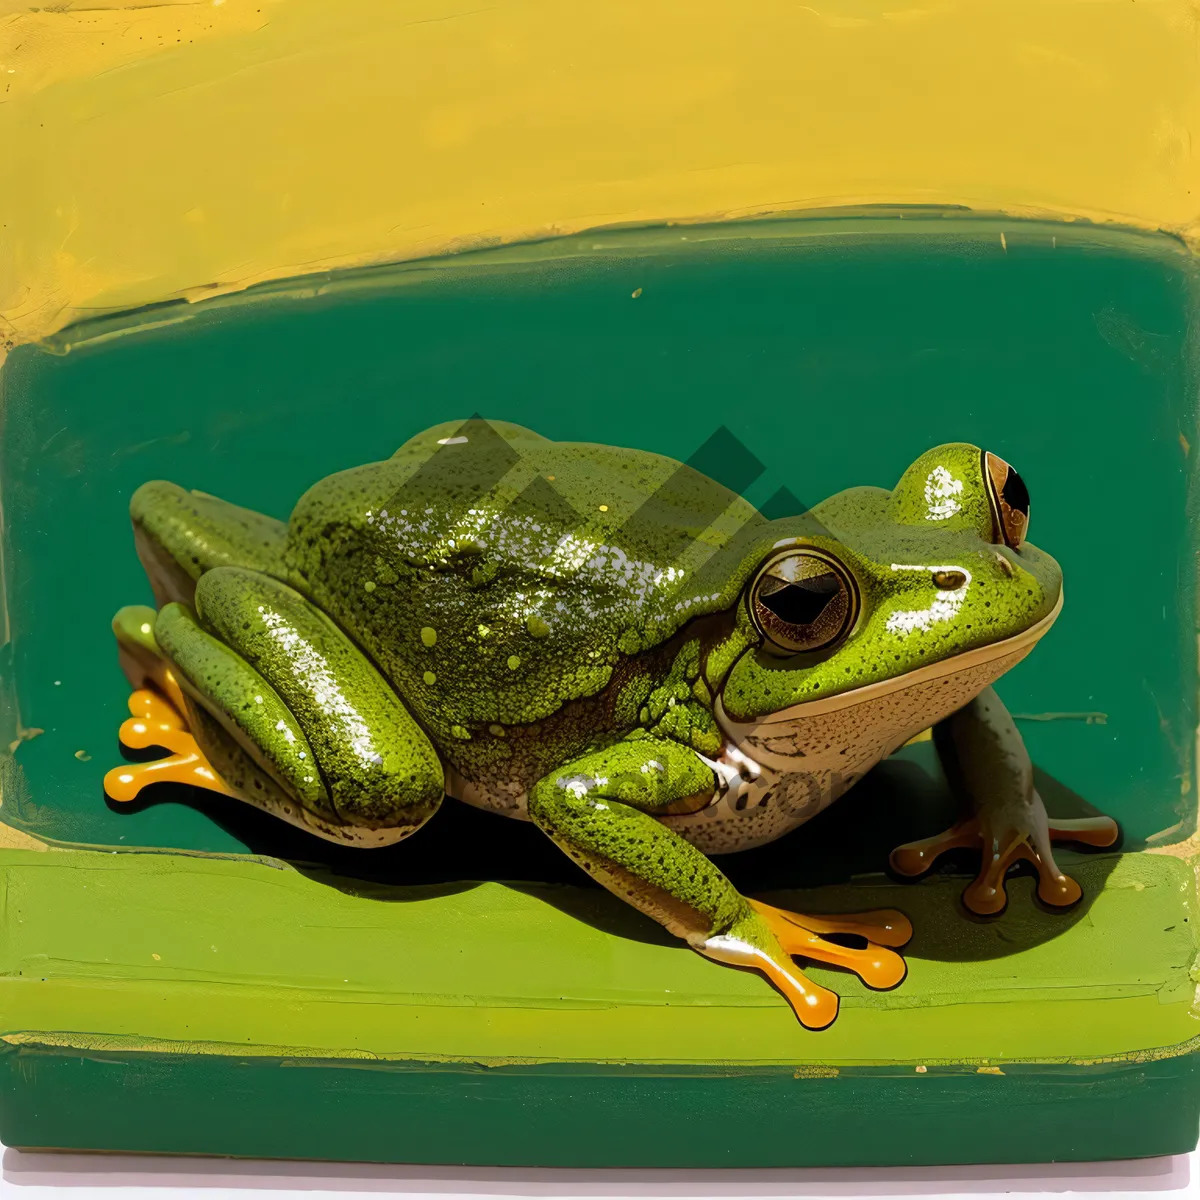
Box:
760, 574, 840, 627
1002, 467, 1030, 517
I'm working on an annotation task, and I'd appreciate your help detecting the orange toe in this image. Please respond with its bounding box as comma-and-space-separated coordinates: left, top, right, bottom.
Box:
889, 819, 979, 878
788, 907, 914, 949
108, 687, 236, 804
962, 870, 1009, 916
126, 687, 187, 730
799, 937, 907, 990
749, 899, 910, 991
1036, 870, 1083, 908
1016, 844, 1084, 909
762, 960, 840, 1030
104, 751, 234, 803
1047, 815, 1120, 849
119, 712, 197, 759
892, 810, 1109, 917
700, 927, 840, 1030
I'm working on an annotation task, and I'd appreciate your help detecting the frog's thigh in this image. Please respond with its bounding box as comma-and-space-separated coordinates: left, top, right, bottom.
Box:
152, 602, 340, 821
162, 567, 444, 833
131, 481, 288, 607
527, 736, 843, 1029
890, 686, 1119, 915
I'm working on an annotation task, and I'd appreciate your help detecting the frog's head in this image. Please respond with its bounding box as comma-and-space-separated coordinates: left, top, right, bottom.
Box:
718, 444, 1062, 723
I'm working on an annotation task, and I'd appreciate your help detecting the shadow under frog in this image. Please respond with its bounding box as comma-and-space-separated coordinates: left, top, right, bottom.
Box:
108, 728, 1121, 964
102, 420, 1120, 1028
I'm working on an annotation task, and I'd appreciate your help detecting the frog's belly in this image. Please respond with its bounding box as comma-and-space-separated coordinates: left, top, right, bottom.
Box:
444, 767, 534, 821
665, 640, 1034, 856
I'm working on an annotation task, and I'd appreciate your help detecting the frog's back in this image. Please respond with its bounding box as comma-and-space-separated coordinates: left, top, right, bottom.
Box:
285, 420, 766, 739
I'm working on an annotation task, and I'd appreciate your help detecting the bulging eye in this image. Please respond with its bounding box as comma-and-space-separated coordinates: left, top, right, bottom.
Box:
983, 451, 1030, 549
750, 550, 858, 655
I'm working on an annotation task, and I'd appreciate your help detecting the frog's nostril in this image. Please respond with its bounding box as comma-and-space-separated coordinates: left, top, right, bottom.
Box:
932, 569, 967, 590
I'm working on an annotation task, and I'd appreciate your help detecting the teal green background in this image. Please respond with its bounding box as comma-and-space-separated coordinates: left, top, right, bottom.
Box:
1, 217, 1195, 854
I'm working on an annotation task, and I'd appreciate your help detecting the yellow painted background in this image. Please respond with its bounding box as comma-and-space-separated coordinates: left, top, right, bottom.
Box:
1, 0, 1198, 344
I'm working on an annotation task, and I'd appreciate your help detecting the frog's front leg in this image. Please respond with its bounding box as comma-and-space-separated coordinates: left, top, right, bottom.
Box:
528, 735, 909, 1029
106, 567, 444, 845
889, 686, 1119, 915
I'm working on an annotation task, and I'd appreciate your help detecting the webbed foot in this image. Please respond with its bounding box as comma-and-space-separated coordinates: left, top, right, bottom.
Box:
748, 899, 911, 990
889, 812, 1119, 916
104, 687, 237, 804
697, 906, 845, 1030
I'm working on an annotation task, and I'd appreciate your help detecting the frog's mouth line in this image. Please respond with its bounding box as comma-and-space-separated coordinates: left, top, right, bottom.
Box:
719, 588, 1064, 727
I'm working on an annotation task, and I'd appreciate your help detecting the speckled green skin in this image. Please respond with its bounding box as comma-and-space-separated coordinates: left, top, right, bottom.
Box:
120, 419, 1063, 993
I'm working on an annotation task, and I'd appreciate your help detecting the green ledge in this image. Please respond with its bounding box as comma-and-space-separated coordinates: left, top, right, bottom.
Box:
0, 844, 1197, 1164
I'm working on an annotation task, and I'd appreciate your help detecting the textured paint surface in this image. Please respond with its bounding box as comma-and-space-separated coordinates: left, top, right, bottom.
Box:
2, 1044, 1197, 1166
2, 1, 1200, 343
0, 847, 1195, 1066
2, 0, 1199, 1163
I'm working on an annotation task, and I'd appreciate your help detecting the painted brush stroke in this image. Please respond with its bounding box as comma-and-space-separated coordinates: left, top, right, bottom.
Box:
0, 0, 1198, 1167
1, 0, 1199, 345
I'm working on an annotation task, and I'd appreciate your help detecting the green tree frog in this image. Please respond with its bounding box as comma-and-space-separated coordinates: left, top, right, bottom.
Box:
106, 419, 1117, 1028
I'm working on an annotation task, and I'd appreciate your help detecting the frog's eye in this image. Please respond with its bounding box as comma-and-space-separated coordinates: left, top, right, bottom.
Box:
983, 451, 1030, 549
750, 550, 858, 655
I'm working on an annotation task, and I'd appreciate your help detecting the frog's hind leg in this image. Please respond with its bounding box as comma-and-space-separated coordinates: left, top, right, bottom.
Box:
109, 685, 383, 845
130, 481, 288, 607
107, 607, 309, 822
106, 571, 445, 847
